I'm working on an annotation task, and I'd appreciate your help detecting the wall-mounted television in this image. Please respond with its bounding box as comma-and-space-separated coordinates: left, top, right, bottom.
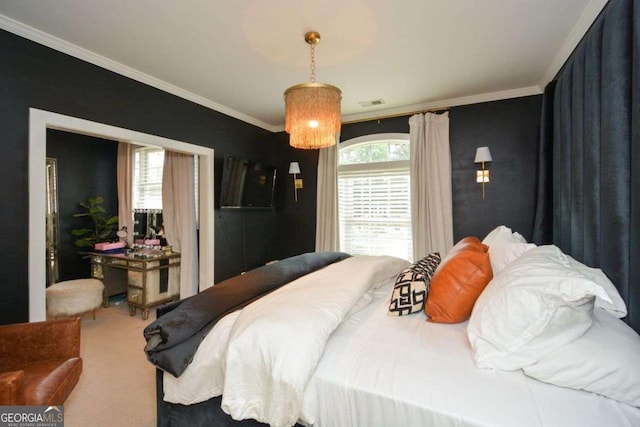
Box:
220, 156, 276, 209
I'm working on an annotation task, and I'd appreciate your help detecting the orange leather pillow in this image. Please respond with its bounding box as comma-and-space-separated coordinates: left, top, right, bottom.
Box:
425, 238, 492, 323
449, 236, 488, 254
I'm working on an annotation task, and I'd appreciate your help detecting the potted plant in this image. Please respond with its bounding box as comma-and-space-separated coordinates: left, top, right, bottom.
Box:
71, 196, 119, 249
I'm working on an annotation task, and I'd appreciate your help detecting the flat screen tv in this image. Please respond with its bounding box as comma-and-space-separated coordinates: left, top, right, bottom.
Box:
220, 156, 276, 209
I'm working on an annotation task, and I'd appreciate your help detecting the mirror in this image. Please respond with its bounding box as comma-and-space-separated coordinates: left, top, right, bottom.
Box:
133, 209, 164, 240
45, 157, 60, 286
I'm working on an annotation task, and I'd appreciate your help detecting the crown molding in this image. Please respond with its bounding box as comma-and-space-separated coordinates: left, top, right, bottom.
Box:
0, 14, 280, 133
341, 86, 543, 125
2, 1, 602, 134
540, 0, 609, 87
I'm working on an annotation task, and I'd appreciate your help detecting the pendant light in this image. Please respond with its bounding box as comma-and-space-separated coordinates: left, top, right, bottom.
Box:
284, 31, 342, 149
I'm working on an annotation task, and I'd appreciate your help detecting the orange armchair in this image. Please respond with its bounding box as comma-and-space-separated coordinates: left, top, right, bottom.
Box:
0, 318, 82, 405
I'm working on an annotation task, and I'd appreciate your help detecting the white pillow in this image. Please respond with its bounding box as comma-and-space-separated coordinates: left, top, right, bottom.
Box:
523, 308, 640, 408
369, 257, 411, 289
489, 242, 536, 275
467, 245, 612, 371
482, 225, 527, 247
566, 256, 627, 318
482, 226, 532, 275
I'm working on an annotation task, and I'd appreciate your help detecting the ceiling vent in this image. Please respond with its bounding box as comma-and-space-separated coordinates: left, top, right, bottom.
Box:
358, 99, 385, 108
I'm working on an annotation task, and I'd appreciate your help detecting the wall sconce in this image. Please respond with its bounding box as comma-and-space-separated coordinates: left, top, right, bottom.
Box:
289, 162, 303, 201
474, 146, 492, 200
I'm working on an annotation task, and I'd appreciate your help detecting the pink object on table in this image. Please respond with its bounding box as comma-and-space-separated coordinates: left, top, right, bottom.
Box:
94, 241, 126, 251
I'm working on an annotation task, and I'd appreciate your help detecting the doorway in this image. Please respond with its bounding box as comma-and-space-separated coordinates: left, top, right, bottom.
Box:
29, 108, 214, 321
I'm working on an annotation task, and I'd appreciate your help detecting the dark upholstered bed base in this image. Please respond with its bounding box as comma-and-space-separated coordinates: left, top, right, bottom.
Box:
154, 300, 273, 426
154, 297, 305, 426
156, 369, 303, 427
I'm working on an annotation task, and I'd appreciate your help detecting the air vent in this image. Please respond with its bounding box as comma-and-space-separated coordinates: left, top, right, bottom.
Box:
358, 99, 385, 108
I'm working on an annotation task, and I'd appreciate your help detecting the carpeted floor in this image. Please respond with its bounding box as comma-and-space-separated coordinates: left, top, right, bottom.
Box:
63, 300, 157, 427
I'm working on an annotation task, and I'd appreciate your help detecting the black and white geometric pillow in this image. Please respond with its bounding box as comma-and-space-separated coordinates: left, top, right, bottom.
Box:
410, 252, 441, 281
388, 252, 441, 316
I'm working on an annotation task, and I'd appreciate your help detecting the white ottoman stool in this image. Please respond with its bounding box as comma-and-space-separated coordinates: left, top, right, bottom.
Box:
46, 278, 105, 320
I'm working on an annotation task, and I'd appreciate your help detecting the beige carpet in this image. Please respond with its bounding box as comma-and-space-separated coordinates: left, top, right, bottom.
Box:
63, 301, 157, 427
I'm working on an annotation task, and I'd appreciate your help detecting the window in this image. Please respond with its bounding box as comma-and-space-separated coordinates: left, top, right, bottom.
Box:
133, 146, 164, 210
132, 146, 200, 226
338, 134, 412, 261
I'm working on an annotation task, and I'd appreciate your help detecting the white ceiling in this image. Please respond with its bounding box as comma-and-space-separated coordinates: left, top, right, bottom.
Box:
0, 0, 607, 132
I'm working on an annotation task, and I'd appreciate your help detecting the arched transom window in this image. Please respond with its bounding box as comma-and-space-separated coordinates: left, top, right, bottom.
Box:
338, 133, 412, 261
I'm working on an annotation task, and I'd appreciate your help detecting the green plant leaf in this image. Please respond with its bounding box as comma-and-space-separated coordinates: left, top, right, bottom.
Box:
89, 206, 106, 215
75, 239, 94, 248
71, 228, 92, 236
97, 230, 113, 239
72, 196, 119, 251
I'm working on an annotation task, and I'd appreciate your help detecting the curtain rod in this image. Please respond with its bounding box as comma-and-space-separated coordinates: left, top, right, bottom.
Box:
342, 107, 451, 125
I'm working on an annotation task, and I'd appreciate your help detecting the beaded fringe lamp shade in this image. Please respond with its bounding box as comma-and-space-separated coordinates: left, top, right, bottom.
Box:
285, 83, 341, 149
284, 31, 342, 149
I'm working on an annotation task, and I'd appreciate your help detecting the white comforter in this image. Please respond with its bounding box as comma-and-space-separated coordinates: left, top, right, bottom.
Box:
163, 255, 409, 427
163, 254, 640, 427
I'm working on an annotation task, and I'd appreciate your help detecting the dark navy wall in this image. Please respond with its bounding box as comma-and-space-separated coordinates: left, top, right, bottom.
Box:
271, 132, 319, 260
449, 96, 542, 241
0, 29, 289, 324
46, 130, 118, 281
337, 96, 542, 243
0, 26, 542, 325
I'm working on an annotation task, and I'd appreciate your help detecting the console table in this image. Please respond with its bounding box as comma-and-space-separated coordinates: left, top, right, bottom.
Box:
90, 252, 181, 320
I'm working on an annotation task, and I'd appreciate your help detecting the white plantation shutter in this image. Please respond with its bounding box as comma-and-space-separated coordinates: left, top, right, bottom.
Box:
338, 135, 412, 261
133, 147, 200, 227
133, 146, 164, 209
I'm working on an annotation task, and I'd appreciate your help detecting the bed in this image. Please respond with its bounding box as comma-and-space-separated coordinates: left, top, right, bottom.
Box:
144, 227, 640, 427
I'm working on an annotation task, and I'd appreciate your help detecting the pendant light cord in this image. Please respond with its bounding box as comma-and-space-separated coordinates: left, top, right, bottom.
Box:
310, 43, 316, 83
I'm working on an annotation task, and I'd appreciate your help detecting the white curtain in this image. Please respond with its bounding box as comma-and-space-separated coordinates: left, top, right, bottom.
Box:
162, 152, 198, 299
315, 142, 340, 251
409, 112, 454, 260
117, 142, 134, 246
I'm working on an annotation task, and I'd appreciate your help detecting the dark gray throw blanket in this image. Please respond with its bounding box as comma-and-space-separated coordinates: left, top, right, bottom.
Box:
144, 251, 351, 377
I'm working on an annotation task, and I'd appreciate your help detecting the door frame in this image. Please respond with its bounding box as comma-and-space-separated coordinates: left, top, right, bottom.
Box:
29, 108, 215, 321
